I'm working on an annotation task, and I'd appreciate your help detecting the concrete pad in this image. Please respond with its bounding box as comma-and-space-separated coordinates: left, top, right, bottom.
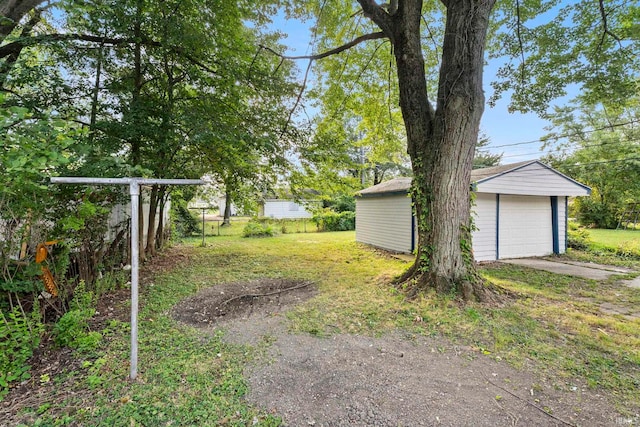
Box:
544, 259, 635, 274
391, 253, 415, 263
621, 276, 640, 289
499, 258, 617, 280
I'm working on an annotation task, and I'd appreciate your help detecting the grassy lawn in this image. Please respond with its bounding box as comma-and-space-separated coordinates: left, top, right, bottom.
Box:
16, 229, 640, 425
589, 228, 640, 247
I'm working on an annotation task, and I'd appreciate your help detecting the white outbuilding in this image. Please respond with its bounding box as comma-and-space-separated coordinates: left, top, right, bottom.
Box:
258, 198, 321, 219
355, 161, 591, 261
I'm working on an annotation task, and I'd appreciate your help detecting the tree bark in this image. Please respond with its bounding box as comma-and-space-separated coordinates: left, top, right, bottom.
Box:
0, 0, 45, 43
222, 186, 232, 226
360, 0, 497, 300
0, 8, 39, 88
145, 185, 159, 258
155, 189, 169, 250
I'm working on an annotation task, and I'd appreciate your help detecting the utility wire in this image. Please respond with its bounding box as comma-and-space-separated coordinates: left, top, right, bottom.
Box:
494, 135, 640, 160
487, 119, 640, 149
557, 157, 640, 167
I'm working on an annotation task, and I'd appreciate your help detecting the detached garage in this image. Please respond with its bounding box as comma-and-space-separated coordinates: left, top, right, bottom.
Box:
355, 161, 591, 261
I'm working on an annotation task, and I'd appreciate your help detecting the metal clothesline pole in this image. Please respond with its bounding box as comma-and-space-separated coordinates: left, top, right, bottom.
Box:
50, 177, 202, 380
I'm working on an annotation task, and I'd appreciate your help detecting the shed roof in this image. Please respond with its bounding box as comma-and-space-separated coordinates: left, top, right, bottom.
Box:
356, 160, 590, 197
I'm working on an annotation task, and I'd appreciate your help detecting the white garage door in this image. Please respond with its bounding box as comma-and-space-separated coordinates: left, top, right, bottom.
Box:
499, 195, 553, 259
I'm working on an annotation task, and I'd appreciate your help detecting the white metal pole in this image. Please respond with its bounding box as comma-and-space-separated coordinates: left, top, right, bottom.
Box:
50, 177, 202, 380
129, 181, 140, 380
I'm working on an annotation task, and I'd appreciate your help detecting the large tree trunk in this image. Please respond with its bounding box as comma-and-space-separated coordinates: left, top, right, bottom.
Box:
384, 0, 495, 300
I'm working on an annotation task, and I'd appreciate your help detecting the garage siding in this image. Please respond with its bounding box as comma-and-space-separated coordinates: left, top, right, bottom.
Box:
476, 163, 590, 196
499, 195, 553, 258
472, 193, 497, 261
261, 200, 315, 219
356, 195, 413, 253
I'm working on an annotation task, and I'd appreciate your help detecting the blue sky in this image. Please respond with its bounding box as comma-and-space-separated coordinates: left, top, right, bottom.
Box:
271, 14, 562, 163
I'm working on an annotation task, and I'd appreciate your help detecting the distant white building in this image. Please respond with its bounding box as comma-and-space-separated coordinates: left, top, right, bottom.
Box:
258, 198, 320, 219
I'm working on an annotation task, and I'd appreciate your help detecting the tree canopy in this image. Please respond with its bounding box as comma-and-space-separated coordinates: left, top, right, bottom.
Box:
543, 100, 640, 228
262, 0, 638, 300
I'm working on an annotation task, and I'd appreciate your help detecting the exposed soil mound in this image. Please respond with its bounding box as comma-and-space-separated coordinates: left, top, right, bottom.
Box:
171, 278, 317, 327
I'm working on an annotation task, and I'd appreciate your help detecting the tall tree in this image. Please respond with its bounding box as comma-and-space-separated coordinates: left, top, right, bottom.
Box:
542, 101, 640, 228
267, 0, 637, 300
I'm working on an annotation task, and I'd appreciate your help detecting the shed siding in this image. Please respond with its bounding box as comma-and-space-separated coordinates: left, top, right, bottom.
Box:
476, 163, 590, 196
499, 195, 553, 258
356, 195, 413, 253
472, 193, 497, 261
262, 200, 315, 219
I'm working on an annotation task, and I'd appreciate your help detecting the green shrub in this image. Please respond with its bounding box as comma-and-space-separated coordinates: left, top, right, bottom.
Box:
171, 202, 200, 237
312, 210, 355, 232
615, 241, 640, 259
575, 197, 618, 229
567, 222, 592, 251
52, 282, 101, 352
242, 221, 274, 237
0, 300, 44, 398
325, 194, 356, 213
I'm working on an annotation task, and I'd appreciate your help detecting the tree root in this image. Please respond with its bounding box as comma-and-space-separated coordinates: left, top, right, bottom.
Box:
393, 269, 512, 304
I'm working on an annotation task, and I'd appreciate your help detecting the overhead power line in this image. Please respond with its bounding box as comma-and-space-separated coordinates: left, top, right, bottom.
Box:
558, 157, 640, 167
499, 135, 640, 160
488, 119, 640, 149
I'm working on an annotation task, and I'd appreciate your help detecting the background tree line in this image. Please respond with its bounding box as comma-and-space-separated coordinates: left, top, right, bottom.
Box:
0, 0, 302, 393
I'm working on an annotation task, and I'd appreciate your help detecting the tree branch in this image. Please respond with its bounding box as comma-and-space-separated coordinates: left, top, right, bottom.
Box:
357, 0, 394, 38
259, 31, 386, 61
220, 281, 313, 306
0, 33, 141, 58
0, 31, 222, 77
598, 0, 622, 48
281, 59, 313, 137
0, 7, 41, 88
259, 31, 387, 136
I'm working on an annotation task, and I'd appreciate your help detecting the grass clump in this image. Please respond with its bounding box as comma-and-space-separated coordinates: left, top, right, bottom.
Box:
242, 220, 274, 238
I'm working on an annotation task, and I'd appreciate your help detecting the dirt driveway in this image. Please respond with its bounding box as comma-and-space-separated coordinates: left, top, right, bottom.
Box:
172, 279, 630, 427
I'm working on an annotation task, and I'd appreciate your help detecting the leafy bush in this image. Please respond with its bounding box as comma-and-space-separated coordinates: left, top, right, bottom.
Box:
52, 282, 101, 352
567, 222, 592, 251
614, 241, 640, 259
575, 197, 619, 229
0, 300, 44, 398
242, 221, 274, 237
312, 210, 355, 232
253, 218, 314, 234
324, 194, 356, 213
171, 202, 200, 237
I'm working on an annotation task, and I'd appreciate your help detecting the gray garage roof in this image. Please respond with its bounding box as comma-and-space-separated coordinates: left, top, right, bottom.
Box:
357, 177, 413, 196
356, 160, 590, 197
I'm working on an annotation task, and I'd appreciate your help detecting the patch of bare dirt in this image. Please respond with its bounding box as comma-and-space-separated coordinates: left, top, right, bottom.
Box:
171, 278, 317, 327
174, 280, 631, 427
